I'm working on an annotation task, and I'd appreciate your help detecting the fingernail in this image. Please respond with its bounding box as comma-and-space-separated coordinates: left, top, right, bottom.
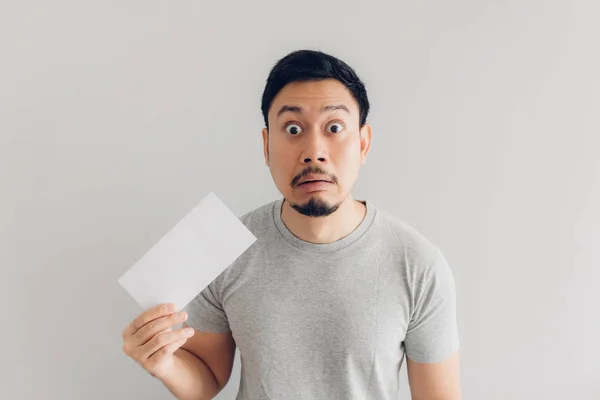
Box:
184, 328, 194, 337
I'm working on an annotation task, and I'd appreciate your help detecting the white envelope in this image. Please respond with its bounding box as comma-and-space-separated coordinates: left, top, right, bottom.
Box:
118, 192, 257, 311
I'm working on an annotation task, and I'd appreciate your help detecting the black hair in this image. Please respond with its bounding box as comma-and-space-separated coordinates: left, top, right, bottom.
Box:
260, 49, 370, 131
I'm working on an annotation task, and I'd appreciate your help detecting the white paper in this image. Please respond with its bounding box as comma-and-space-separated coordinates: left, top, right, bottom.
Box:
118, 192, 257, 311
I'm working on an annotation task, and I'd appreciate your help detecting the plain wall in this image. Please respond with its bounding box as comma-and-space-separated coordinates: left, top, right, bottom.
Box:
1, 0, 599, 399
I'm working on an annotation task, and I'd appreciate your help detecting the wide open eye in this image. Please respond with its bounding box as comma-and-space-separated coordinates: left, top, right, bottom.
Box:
327, 122, 344, 134
285, 123, 303, 135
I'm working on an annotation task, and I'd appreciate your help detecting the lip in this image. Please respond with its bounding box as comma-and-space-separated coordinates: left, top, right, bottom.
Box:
298, 174, 333, 185
296, 180, 333, 193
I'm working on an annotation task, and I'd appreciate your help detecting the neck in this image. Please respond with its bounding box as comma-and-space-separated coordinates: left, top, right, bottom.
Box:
280, 194, 367, 244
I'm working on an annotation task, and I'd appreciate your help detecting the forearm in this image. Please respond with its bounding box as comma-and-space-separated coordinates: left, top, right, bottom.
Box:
159, 348, 221, 400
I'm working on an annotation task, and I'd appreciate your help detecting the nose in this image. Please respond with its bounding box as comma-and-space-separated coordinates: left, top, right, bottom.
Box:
300, 131, 328, 164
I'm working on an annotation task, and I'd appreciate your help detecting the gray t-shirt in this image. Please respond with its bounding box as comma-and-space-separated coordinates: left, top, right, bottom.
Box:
184, 198, 459, 400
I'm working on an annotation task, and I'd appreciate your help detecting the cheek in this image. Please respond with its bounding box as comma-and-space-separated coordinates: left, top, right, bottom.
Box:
270, 145, 290, 166
269, 146, 294, 179
338, 141, 361, 163
336, 145, 362, 181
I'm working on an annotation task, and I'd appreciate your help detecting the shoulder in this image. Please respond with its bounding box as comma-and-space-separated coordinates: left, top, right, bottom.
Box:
373, 206, 442, 267
372, 205, 455, 306
212, 199, 277, 285
237, 199, 277, 240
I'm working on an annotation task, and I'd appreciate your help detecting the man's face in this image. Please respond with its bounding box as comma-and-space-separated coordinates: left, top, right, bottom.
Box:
262, 79, 372, 217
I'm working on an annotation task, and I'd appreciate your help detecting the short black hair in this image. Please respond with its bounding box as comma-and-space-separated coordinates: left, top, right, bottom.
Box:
261, 49, 370, 131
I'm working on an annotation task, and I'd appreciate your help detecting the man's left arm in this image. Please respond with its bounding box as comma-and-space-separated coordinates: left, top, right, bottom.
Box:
404, 248, 462, 399
407, 351, 462, 400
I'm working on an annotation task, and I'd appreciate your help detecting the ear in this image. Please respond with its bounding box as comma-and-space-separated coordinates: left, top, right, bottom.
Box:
262, 128, 270, 166
359, 124, 373, 164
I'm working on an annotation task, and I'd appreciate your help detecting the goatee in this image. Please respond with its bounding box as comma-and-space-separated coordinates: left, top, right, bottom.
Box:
287, 196, 342, 218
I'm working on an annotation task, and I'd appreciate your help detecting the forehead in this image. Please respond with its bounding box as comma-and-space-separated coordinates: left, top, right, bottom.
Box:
269, 79, 358, 117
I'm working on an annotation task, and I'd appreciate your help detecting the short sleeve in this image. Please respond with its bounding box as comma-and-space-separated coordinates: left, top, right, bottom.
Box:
183, 280, 231, 333
404, 248, 459, 363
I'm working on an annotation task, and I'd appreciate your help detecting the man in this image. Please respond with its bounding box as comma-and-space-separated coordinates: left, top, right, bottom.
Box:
122, 49, 461, 399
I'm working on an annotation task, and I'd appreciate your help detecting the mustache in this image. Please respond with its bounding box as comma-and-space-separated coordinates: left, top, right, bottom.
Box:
290, 166, 338, 187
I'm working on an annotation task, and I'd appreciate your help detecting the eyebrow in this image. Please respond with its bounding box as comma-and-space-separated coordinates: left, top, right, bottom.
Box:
276, 104, 350, 119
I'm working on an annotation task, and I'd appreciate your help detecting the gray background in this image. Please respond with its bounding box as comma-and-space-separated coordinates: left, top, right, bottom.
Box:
1, 1, 599, 399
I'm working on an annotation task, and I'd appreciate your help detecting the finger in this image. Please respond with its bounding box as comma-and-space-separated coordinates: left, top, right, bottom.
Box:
147, 338, 188, 363
132, 311, 188, 347
123, 327, 171, 358
139, 327, 195, 361
143, 338, 189, 375
123, 303, 176, 339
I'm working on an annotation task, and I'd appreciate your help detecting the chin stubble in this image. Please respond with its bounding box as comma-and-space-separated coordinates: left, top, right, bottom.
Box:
286, 196, 345, 218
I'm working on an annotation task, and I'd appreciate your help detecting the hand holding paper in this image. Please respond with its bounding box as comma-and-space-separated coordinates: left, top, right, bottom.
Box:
121, 303, 194, 380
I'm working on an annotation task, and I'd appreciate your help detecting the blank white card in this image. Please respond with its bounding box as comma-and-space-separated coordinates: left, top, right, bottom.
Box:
118, 192, 257, 311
